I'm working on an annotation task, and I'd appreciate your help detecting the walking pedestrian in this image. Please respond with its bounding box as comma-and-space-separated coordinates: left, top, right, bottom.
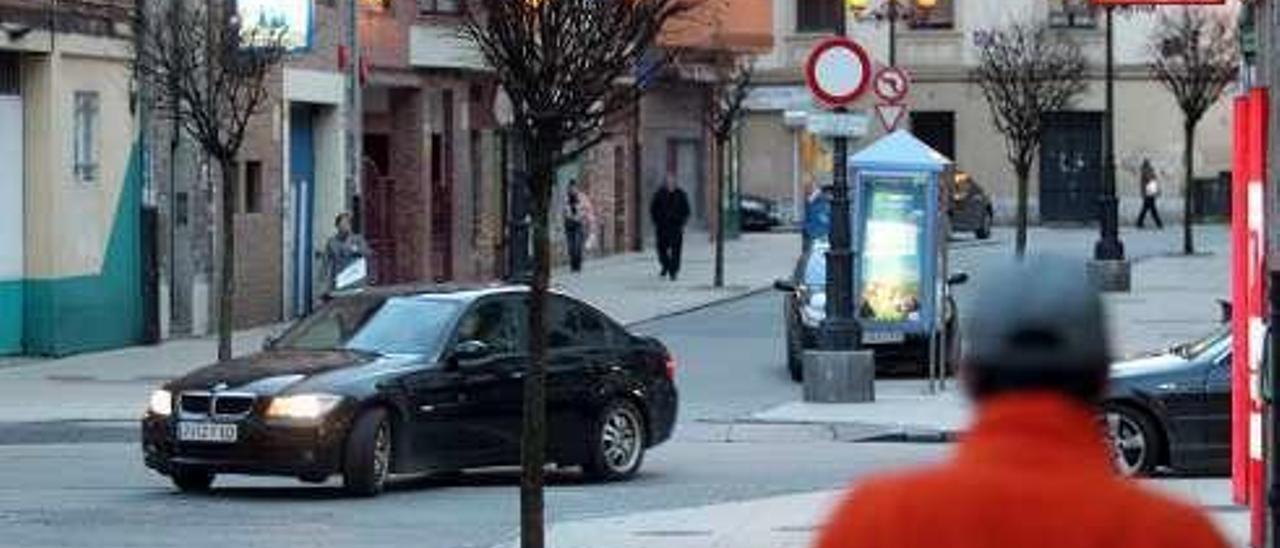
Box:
650, 175, 691, 281
563, 180, 589, 273
1137, 158, 1164, 229
325, 212, 372, 290
816, 254, 1228, 548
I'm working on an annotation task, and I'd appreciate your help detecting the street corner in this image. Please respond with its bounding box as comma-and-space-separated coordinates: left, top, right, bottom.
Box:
747, 386, 971, 443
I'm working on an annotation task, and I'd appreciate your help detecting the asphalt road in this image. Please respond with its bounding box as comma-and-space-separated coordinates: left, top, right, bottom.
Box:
0, 293, 948, 548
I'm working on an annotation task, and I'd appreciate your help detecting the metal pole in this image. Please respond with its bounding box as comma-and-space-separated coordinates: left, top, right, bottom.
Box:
345, 0, 362, 226
1094, 6, 1124, 261
821, 5, 862, 351
888, 0, 897, 67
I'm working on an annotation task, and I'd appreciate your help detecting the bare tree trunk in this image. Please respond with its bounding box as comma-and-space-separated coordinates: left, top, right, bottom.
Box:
713, 137, 725, 288
1015, 163, 1030, 258
520, 143, 553, 548
217, 157, 236, 361
1182, 120, 1196, 255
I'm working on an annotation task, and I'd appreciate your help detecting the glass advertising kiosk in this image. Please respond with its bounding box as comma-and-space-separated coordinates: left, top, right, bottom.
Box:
850, 130, 955, 390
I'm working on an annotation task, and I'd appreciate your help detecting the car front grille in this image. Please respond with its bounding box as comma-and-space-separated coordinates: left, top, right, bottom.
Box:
180, 393, 211, 415
179, 392, 256, 419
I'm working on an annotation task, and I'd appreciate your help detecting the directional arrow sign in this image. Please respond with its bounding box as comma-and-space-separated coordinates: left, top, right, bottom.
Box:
875, 103, 907, 132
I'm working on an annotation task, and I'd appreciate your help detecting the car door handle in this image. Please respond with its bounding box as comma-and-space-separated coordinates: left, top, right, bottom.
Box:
508, 371, 526, 380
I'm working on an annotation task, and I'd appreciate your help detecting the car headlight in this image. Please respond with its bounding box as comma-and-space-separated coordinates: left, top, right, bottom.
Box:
266, 394, 344, 419
801, 292, 826, 328
148, 389, 173, 416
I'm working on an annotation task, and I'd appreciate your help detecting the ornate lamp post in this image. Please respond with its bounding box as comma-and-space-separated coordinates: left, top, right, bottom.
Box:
847, 0, 937, 67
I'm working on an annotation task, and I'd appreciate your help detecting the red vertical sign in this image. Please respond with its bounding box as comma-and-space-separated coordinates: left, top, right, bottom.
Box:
1232, 94, 1248, 506
1235, 88, 1268, 548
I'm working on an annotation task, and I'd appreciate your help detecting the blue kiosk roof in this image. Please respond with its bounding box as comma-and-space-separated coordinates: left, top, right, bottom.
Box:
850, 129, 953, 173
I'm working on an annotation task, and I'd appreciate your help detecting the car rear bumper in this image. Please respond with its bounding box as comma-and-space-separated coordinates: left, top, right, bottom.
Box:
141, 411, 353, 478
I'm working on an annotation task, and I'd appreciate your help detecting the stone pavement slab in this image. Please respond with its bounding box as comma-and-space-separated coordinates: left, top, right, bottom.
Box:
493, 478, 1244, 548
552, 231, 797, 325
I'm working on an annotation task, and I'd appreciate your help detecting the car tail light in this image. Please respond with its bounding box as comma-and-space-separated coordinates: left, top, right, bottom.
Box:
664, 355, 677, 381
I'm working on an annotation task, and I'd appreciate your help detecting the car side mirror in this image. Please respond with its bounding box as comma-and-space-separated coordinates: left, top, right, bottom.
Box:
774, 279, 798, 292
946, 272, 970, 286
451, 340, 492, 366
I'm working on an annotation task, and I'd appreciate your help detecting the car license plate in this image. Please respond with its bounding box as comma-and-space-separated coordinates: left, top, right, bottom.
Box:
178, 422, 238, 443
863, 331, 905, 345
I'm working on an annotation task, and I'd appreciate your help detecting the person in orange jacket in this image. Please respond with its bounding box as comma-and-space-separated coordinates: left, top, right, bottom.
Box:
815, 254, 1229, 548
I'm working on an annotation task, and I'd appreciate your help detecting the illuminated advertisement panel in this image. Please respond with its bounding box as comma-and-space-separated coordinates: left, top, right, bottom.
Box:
857, 173, 928, 326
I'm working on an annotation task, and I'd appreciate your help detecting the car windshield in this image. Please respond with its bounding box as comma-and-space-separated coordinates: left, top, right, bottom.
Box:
274, 296, 460, 356
1173, 326, 1230, 360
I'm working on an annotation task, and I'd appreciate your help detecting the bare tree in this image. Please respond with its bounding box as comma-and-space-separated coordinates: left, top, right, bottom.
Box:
1149, 7, 1237, 255
702, 54, 754, 288
973, 22, 1087, 257
461, 0, 696, 546
132, 0, 287, 360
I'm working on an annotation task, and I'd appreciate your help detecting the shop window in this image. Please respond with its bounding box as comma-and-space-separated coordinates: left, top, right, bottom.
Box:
73, 91, 100, 183
243, 160, 263, 214
909, 0, 954, 30
1049, 0, 1097, 29
797, 0, 843, 33
419, 0, 462, 15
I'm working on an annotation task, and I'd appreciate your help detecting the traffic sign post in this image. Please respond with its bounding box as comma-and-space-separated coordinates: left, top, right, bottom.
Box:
805, 38, 871, 353
875, 103, 906, 132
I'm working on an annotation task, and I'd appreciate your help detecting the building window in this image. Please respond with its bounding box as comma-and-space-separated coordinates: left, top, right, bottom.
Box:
73, 91, 100, 183
242, 160, 263, 214
796, 0, 842, 33
909, 0, 954, 29
176, 192, 189, 226
1049, 0, 1097, 29
419, 0, 462, 14
0, 53, 18, 95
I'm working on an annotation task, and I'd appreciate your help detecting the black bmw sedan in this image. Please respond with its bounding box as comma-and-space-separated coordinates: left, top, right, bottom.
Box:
142, 285, 678, 496
1103, 327, 1230, 476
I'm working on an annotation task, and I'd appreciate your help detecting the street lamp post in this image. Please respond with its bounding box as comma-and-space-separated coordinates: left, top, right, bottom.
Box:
820, 4, 860, 351
848, 0, 937, 68
1089, 5, 1129, 293
1095, 5, 1125, 262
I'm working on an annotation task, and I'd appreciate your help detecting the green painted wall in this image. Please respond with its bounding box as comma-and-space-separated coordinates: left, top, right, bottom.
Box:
23, 142, 143, 356
0, 281, 21, 355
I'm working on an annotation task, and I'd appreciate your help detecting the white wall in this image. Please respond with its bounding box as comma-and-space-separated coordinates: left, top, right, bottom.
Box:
0, 96, 22, 281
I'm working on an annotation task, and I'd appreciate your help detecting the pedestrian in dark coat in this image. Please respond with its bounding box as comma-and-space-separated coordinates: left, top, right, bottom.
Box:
650, 175, 691, 281
563, 180, 587, 272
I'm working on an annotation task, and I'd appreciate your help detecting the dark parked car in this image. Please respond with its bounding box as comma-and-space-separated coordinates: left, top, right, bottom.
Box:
740, 194, 784, 232
949, 172, 993, 240
773, 242, 966, 381
142, 285, 678, 496
1103, 326, 1230, 476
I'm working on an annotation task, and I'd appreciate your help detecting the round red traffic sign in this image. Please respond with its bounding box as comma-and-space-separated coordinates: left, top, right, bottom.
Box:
804, 37, 872, 108
873, 66, 911, 104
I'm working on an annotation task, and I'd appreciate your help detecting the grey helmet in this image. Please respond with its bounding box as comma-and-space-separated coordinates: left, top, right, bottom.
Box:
963, 254, 1110, 374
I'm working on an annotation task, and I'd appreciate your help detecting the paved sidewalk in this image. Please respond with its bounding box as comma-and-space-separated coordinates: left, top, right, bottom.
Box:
0, 231, 797, 424
493, 478, 1245, 548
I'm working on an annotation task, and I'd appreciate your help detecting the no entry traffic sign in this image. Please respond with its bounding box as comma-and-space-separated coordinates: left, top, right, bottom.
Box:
804, 37, 872, 108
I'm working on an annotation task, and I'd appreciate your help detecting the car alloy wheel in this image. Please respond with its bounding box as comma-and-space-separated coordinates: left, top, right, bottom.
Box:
344, 407, 392, 496
585, 400, 646, 481
1103, 406, 1157, 476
